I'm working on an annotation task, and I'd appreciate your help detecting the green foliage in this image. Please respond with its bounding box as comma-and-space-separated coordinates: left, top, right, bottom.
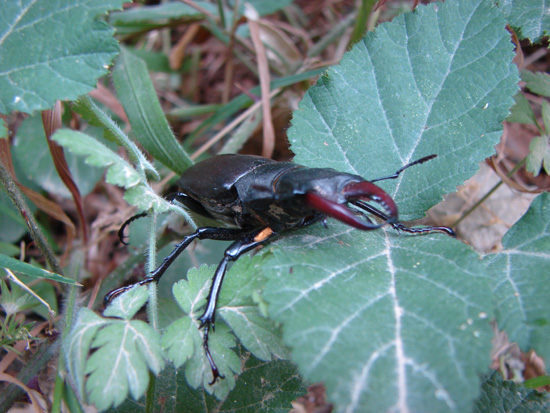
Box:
487, 193, 550, 363
261, 0, 525, 411
72, 96, 159, 180
474, 372, 550, 411
289, 0, 518, 222
112, 49, 193, 175
64, 293, 165, 411
108, 0, 293, 35
516, 71, 550, 176
104, 357, 306, 412
522, 70, 550, 98
51, 129, 178, 215
0, 308, 36, 353
12, 114, 105, 198
0, 254, 79, 285
527, 135, 550, 176
264, 226, 493, 412
0, 0, 125, 114
498, 0, 550, 42
65, 256, 290, 408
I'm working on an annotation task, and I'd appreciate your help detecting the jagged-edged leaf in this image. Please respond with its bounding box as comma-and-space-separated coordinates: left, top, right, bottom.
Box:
498, 0, 550, 42
73, 96, 159, 179
52, 129, 171, 214
164, 257, 290, 400
103, 286, 149, 320
84, 319, 165, 410
65, 307, 165, 410
112, 48, 192, 175
264, 225, 492, 412
162, 316, 195, 368
122, 185, 170, 214
0, 0, 125, 114
473, 372, 550, 412
167, 265, 241, 400
261, 1, 518, 411
487, 193, 550, 363
217, 256, 290, 362
288, 0, 518, 222
64, 308, 112, 399
0, 254, 80, 285
52, 129, 141, 187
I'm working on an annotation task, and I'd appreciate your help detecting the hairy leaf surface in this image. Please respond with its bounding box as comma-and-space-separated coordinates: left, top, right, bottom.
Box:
0, 0, 124, 114
264, 0, 518, 411
487, 193, 550, 363
289, 0, 518, 221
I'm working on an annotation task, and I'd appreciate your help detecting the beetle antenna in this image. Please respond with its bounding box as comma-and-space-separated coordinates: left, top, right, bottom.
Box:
370, 154, 437, 183
118, 212, 148, 245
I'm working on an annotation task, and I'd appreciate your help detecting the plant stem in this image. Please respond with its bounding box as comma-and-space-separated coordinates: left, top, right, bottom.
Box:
146, 213, 159, 331
0, 159, 63, 276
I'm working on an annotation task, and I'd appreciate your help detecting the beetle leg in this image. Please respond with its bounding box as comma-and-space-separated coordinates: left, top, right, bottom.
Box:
198, 226, 275, 384
353, 200, 457, 237
104, 227, 250, 305
117, 212, 148, 245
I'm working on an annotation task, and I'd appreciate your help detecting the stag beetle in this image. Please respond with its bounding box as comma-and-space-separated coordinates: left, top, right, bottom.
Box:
105, 154, 455, 384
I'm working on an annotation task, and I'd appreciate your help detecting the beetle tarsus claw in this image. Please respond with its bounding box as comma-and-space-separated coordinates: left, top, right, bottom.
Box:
201, 321, 223, 385
104, 277, 158, 306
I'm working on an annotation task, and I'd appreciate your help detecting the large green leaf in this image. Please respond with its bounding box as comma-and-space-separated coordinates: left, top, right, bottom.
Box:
487, 193, 550, 363
261, 0, 518, 411
289, 0, 518, 222
0, 0, 124, 114
264, 225, 491, 412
